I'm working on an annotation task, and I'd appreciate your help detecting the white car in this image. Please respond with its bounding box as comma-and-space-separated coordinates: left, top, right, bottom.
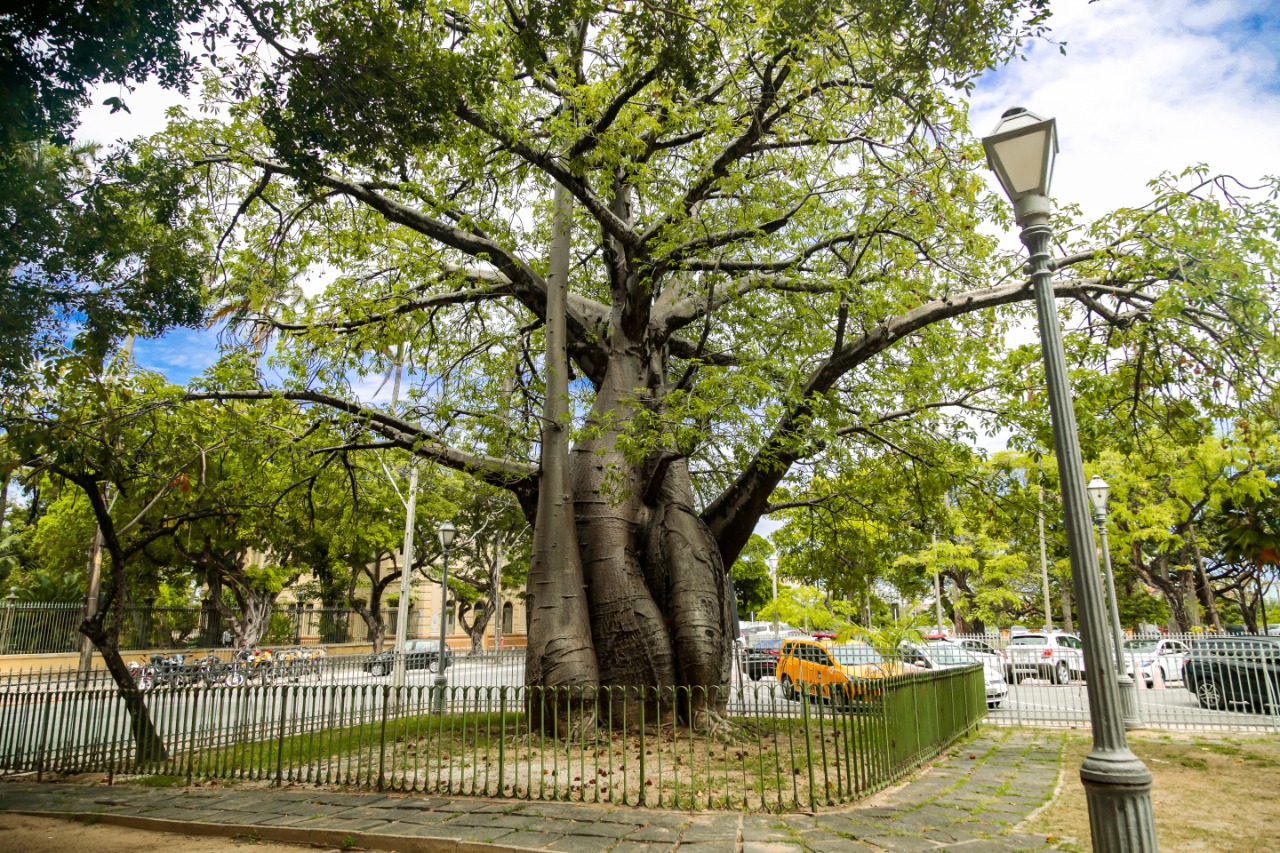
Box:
1006, 632, 1087, 684
956, 637, 1009, 670
902, 640, 1009, 708
1123, 637, 1189, 687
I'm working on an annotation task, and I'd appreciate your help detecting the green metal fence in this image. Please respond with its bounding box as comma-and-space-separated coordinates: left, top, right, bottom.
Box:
0, 666, 984, 812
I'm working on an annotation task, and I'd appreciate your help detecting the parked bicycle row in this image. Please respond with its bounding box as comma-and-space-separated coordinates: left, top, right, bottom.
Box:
126, 646, 329, 690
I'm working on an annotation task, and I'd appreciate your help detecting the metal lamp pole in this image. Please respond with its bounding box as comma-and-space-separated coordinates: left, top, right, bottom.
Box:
433, 520, 456, 713
1088, 476, 1143, 729
983, 107, 1158, 851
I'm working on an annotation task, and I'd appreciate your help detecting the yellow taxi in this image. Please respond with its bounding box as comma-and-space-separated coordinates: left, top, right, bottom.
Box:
775, 638, 921, 706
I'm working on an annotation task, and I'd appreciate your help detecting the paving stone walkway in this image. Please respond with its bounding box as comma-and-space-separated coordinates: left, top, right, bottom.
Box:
0, 729, 1066, 852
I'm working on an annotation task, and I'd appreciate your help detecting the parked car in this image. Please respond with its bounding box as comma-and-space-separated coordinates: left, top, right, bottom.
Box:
900, 640, 1009, 708
1182, 636, 1280, 712
745, 638, 785, 680
955, 637, 1009, 670
775, 638, 920, 706
1122, 637, 1189, 687
1005, 632, 1086, 684
364, 639, 453, 677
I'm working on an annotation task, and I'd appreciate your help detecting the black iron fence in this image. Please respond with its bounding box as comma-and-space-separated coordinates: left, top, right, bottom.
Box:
0, 668, 986, 812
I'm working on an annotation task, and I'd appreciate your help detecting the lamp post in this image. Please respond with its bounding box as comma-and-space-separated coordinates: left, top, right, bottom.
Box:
983, 107, 1157, 851
1088, 476, 1143, 729
1, 587, 18, 654
434, 520, 456, 713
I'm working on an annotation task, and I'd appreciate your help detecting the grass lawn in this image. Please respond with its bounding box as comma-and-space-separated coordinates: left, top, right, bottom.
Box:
1026, 731, 1280, 852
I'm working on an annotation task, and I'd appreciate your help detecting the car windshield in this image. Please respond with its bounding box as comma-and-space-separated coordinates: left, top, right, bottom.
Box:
925, 643, 979, 665
1124, 640, 1159, 651
1010, 636, 1046, 645
831, 645, 884, 665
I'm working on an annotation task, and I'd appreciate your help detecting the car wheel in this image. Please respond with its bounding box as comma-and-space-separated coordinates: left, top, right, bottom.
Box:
1195, 679, 1223, 710
749, 671, 761, 682
1055, 661, 1071, 685
987, 700, 1002, 709
371, 662, 389, 677
780, 675, 796, 700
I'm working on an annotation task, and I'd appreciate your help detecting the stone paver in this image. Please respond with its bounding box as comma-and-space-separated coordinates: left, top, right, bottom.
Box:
0, 729, 1067, 852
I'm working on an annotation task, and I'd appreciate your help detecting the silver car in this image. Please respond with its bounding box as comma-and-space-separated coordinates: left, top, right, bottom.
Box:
902, 640, 1009, 708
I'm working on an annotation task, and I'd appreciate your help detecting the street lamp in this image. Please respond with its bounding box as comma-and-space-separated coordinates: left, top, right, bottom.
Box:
1088, 476, 1143, 729
434, 520, 456, 712
984, 107, 1157, 851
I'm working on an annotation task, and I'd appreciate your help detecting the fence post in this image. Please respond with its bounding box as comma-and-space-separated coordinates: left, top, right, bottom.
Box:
378, 684, 392, 790
800, 685, 816, 811
274, 686, 290, 786
186, 684, 202, 785
35, 690, 54, 782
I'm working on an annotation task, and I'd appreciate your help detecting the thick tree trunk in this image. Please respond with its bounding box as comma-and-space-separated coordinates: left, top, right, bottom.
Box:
524, 184, 599, 702
523, 186, 734, 727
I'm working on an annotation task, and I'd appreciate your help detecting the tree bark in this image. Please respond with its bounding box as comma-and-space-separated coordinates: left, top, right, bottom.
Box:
69, 475, 168, 764
523, 183, 599, 707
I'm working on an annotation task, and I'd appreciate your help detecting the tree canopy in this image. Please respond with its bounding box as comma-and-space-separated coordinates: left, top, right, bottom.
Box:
3, 0, 1279, 715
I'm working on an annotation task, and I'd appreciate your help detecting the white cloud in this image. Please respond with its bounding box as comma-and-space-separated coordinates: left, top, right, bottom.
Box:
970, 0, 1280, 219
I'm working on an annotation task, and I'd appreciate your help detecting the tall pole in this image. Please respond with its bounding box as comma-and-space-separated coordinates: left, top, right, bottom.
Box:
392, 463, 419, 688
933, 532, 945, 634
771, 555, 779, 639
434, 536, 450, 712
1018, 195, 1157, 850
1039, 485, 1054, 631
1095, 500, 1142, 729
388, 343, 420, 689
935, 493, 950, 634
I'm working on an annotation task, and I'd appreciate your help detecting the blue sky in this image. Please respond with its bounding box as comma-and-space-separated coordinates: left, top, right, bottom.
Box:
78, 0, 1279, 387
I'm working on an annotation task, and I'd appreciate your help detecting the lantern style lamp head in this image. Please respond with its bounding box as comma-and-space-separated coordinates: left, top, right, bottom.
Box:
438, 520, 457, 550
982, 107, 1058, 223
1086, 476, 1110, 516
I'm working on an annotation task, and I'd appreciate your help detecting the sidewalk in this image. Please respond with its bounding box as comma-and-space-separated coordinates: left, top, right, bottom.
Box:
0, 729, 1065, 852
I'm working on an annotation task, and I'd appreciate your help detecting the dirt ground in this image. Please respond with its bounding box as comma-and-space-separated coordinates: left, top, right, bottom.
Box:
1026, 731, 1280, 852
0, 813, 340, 853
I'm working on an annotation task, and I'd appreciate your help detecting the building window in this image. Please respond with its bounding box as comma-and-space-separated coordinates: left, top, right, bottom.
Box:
502, 602, 513, 633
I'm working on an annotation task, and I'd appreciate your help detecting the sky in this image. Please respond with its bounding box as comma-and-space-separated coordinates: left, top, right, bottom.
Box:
76, 0, 1279, 388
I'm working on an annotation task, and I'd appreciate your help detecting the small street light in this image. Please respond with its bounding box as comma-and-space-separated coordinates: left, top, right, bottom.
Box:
983, 107, 1157, 851
1, 587, 18, 654
434, 520, 457, 713
1088, 476, 1143, 729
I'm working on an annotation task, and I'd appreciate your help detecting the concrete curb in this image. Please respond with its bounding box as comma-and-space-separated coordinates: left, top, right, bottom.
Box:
14, 809, 529, 853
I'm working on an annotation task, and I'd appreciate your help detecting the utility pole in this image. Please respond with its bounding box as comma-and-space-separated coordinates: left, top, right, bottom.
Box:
389, 344, 419, 690
1039, 485, 1054, 631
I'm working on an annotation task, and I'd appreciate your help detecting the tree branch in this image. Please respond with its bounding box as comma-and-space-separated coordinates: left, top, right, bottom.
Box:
185, 389, 538, 493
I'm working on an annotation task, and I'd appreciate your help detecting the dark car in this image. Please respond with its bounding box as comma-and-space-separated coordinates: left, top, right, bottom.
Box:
745, 638, 784, 680
1183, 636, 1280, 712
364, 638, 453, 677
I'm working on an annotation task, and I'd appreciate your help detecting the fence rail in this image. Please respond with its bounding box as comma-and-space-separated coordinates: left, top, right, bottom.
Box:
0, 668, 985, 812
